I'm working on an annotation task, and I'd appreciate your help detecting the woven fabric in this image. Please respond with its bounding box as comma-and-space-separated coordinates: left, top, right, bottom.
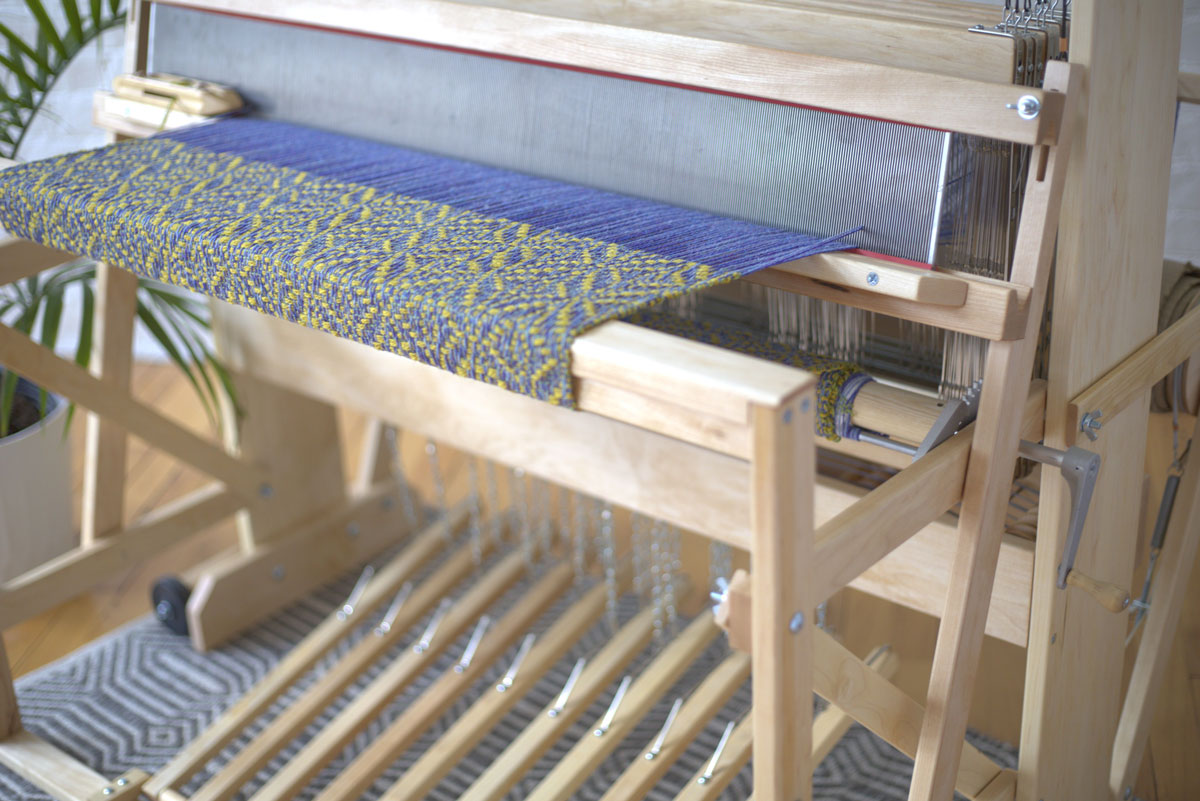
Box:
630, 311, 872, 440
0, 118, 855, 415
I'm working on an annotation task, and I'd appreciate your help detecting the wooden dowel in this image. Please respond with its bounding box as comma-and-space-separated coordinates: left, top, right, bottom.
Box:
596, 651, 751, 801
851, 382, 944, 445
310, 561, 574, 801
186, 531, 501, 801
1064, 570, 1130, 613
143, 507, 469, 799
0, 323, 268, 499
523, 614, 720, 801
244, 550, 530, 801
458, 605, 660, 801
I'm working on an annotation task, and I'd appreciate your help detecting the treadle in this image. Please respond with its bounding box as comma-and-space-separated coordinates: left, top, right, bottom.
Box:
141, 517, 997, 801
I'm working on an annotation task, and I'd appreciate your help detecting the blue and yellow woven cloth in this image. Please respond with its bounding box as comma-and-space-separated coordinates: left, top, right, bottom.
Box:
0, 118, 865, 434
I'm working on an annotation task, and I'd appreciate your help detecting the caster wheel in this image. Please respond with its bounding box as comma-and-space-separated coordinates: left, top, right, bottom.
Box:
152, 576, 192, 636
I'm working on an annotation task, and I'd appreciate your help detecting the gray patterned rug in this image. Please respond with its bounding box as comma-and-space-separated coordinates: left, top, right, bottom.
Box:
2, 552, 1016, 801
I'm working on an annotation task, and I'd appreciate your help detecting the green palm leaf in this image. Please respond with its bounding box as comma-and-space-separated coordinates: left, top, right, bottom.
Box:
0, 1, 126, 160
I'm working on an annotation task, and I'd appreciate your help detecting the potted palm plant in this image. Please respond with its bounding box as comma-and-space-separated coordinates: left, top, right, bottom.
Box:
0, 0, 235, 580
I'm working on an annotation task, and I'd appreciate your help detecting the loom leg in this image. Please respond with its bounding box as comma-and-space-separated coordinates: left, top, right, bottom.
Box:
354, 417, 394, 493
184, 326, 362, 649
0, 638, 20, 739
1110, 419, 1200, 797
80, 263, 138, 544
750, 389, 816, 801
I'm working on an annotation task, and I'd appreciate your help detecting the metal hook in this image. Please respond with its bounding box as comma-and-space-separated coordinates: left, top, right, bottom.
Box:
337, 565, 375, 621
644, 697, 683, 760
697, 720, 736, 785
373, 581, 413, 636
413, 597, 453, 654
496, 633, 536, 692
593, 675, 632, 737
547, 657, 586, 718
455, 615, 491, 673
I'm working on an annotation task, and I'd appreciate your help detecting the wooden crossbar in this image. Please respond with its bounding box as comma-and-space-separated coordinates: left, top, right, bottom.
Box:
0, 239, 76, 287
0, 483, 241, 630
0, 324, 267, 498
1067, 302, 1200, 443
143, 506, 467, 798
158, 0, 1062, 145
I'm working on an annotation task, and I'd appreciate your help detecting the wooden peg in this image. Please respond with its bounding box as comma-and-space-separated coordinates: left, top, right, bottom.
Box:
523, 613, 720, 801
712, 569, 751, 652
1064, 570, 1131, 613
245, 550, 530, 801
311, 561, 575, 801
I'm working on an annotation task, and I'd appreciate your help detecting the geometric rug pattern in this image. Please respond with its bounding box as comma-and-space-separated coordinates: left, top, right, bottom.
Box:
3, 551, 1016, 801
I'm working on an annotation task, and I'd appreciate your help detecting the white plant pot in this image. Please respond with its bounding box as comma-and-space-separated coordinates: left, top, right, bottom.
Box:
0, 384, 74, 583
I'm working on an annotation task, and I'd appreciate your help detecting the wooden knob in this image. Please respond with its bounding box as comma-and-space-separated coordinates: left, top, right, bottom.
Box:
1065, 570, 1131, 613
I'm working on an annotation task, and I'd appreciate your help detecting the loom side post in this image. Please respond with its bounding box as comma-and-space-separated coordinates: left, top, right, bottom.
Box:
908, 59, 1081, 801
749, 381, 817, 801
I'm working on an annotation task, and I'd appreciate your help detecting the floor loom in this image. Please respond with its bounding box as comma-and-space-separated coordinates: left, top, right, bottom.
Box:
0, 1, 1195, 800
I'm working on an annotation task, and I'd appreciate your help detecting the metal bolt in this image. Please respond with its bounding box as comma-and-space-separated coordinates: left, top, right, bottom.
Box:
347, 522, 360, 537
783, 409, 793, 424
1007, 94, 1041, 120
789, 612, 805, 633
259, 483, 274, 499
116, 778, 129, 787
800, 397, 811, 414
866, 271, 880, 287
101, 789, 113, 797
155, 600, 173, 621
1080, 409, 1103, 441
1050, 633, 1057, 644
1124, 787, 1133, 800
272, 565, 285, 581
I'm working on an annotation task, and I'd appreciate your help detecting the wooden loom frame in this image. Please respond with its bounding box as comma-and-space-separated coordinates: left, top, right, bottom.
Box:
0, 1, 1191, 800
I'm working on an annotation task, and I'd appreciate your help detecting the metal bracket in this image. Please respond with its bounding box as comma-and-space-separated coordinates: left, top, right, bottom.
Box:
912, 379, 983, 461
1018, 441, 1102, 588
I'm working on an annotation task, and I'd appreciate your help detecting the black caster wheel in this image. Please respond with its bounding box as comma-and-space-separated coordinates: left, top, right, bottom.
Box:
152, 576, 192, 636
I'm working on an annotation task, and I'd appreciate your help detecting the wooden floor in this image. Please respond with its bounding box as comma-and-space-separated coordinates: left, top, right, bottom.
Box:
2, 363, 1198, 799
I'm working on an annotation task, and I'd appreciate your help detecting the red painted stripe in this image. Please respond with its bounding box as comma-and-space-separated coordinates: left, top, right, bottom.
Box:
848, 248, 936, 271
164, 4, 947, 135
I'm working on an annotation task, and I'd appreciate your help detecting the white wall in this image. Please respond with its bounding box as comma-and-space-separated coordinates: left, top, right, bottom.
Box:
1168, 0, 1200, 263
